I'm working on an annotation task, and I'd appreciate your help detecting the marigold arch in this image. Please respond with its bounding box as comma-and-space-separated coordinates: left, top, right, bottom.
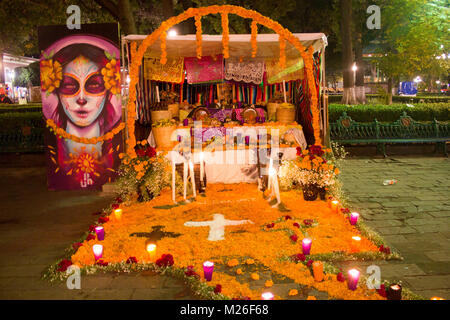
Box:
126, 5, 321, 157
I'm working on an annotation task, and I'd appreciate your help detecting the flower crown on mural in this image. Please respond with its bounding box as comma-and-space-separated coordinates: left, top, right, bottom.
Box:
40, 50, 121, 97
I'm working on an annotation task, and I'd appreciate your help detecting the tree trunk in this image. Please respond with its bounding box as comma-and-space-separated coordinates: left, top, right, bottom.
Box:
340, 0, 356, 105
117, 0, 137, 34
355, 31, 366, 104
386, 77, 393, 105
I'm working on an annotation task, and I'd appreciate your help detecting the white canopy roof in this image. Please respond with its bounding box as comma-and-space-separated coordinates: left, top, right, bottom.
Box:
123, 33, 327, 59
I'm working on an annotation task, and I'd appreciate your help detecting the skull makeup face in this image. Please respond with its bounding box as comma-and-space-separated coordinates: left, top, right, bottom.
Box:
59, 55, 106, 127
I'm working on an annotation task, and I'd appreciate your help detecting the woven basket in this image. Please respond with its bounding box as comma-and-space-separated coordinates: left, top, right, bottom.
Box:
267, 103, 281, 121
151, 110, 171, 122
276, 107, 295, 124
152, 125, 176, 149
167, 103, 179, 119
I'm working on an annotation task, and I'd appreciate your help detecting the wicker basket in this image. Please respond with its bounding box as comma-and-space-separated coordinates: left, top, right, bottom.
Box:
167, 103, 179, 119
267, 103, 281, 121
152, 125, 177, 149
151, 110, 171, 122
276, 107, 295, 124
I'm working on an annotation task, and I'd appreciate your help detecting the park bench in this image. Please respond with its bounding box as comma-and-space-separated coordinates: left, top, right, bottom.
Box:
330, 111, 449, 157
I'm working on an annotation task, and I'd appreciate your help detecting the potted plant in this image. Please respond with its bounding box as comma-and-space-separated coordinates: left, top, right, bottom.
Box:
279, 145, 340, 201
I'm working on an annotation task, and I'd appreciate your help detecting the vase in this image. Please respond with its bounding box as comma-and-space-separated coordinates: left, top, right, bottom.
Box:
302, 184, 319, 201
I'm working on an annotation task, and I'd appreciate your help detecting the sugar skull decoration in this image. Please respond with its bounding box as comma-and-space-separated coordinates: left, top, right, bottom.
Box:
40, 34, 123, 190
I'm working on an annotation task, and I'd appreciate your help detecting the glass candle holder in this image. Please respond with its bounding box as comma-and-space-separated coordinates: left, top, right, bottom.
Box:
203, 261, 214, 281
302, 238, 312, 255
347, 269, 360, 291
387, 284, 402, 300
93, 244, 103, 261
114, 209, 122, 220
261, 292, 274, 300
95, 226, 105, 241
350, 212, 359, 225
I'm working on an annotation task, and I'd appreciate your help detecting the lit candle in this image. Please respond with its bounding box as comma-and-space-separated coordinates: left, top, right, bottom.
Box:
302, 238, 312, 255
330, 200, 339, 213
189, 161, 196, 198
203, 261, 214, 281
183, 161, 188, 201
350, 212, 359, 225
269, 165, 281, 207
312, 261, 324, 282
114, 209, 122, 220
347, 269, 360, 290
261, 292, 274, 300
146, 241, 156, 260
199, 152, 204, 190
92, 244, 103, 260
350, 236, 361, 253
387, 283, 402, 300
95, 226, 105, 241
430, 297, 445, 300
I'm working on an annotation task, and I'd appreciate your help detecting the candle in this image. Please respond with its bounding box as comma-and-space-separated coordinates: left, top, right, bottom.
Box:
114, 209, 122, 220
156, 86, 160, 102
261, 292, 274, 300
183, 161, 188, 201
350, 236, 361, 253
95, 226, 105, 241
330, 200, 339, 213
302, 238, 312, 255
312, 261, 324, 282
268, 165, 281, 206
350, 212, 359, 225
146, 241, 156, 260
203, 261, 214, 281
283, 80, 287, 103
267, 158, 273, 192
189, 161, 196, 198
92, 244, 103, 260
347, 269, 360, 290
387, 283, 402, 300
199, 152, 204, 190
430, 297, 445, 300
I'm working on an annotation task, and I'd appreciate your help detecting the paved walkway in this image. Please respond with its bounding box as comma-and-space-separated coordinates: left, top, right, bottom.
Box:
0, 155, 448, 299
338, 156, 450, 299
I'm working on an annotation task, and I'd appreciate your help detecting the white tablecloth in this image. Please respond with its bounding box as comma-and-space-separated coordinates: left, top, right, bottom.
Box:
165, 147, 297, 184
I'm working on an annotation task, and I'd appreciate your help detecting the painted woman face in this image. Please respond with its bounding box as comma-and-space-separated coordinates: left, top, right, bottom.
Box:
59, 55, 106, 127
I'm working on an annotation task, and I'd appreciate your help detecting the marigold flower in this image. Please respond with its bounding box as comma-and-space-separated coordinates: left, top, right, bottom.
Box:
307, 295, 317, 300
265, 280, 273, 288
251, 273, 259, 280
288, 289, 298, 296
245, 259, 255, 265
227, 259, 239, 267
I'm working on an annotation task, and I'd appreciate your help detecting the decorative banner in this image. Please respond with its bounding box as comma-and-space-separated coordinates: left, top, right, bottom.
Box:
224, 58, 264, 84
143, 56, 184, 83
38, 24, 123, 190
265, 57, 304, 84
184, 54, 224, 84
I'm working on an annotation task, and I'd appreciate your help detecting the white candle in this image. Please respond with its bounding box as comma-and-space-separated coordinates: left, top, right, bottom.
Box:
183, 161, 188, 201
156, 85, 160, 103
189, 161, 197, 198
171, 152, 177, 203
269, 165, 281, 207
283, 80, 287, 103
199, 152, 204, 189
